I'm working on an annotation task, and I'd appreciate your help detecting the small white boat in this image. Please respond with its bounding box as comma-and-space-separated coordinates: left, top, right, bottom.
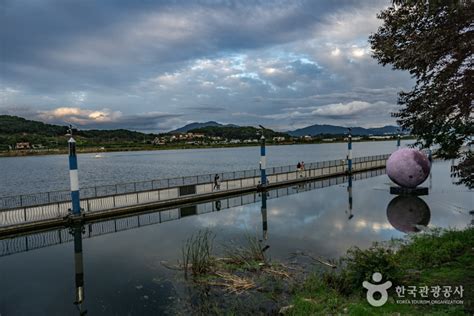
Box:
94, 154, 104, 158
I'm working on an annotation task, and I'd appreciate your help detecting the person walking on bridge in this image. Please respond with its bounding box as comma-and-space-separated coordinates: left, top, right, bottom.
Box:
213, 174, 220, 190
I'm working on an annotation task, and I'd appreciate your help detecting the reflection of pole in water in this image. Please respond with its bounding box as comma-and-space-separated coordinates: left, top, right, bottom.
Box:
71, 224, 86, 314
261, 191, 268, 240
346, 175, 354, 220
429, 171, 432, 190
347, 128, 352, 174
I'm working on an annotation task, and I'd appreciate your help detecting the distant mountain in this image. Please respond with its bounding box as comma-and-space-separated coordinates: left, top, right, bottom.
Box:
287, 124, 400, 137
170, 121, 239, 133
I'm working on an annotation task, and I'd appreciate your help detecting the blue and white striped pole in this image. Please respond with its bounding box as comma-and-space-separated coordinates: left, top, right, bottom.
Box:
68, 136, 81, 215
347, 128, 352, 173
397, 130, 401, 150
260, 134, 267, 186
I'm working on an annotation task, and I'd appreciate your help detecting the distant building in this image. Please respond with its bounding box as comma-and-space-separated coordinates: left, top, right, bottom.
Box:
272, 136, 286, 142
15, 142, 31, 150
152, 137, 166, 145
243, 139, 258, 143
303, 135, 312, 141
369, 135, 392, 140
32, 144, 45, 149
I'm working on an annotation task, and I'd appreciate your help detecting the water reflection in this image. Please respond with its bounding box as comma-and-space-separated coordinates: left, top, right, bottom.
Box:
346, 175, 354, 220
70, 223, 87, 315
260, 191, 268, 240
386, 196, 431, 233
0, 161, 470, 315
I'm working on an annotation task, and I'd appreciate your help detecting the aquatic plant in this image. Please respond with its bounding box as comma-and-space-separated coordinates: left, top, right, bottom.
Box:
224, 233, 268, 268
181, 229, 215, 279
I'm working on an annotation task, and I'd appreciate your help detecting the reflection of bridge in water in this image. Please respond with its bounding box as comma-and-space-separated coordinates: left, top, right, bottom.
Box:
0, 168, 386, 257
0, 154, 389, 232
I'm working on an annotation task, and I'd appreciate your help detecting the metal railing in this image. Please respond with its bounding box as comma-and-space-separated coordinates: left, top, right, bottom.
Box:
0, 168, 386, 257
0, 154, 390, 211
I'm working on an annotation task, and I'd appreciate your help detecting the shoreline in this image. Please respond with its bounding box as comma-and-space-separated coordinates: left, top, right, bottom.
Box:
0, 138, 414, 158
170, 227, 473, 315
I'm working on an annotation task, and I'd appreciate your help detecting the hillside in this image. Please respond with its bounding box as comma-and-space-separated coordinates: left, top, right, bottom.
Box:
170, 121, 238, 133
287, 124, 399, 136
0, 115, 157, 150
0, 115, 68, 136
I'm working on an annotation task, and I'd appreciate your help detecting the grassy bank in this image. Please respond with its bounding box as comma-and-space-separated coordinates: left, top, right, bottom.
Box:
174, 228, 473, 315
288, 228, 473, 315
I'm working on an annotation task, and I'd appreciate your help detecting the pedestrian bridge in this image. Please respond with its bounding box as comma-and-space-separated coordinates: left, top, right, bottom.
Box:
0, 154, 389, 231
0, 167, 385, 257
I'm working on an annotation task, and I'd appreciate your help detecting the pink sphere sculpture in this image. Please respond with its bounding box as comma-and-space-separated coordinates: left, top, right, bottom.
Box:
386, 148, 431, 188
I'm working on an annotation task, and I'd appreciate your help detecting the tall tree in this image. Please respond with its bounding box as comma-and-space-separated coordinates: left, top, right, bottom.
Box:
369, 0, 473, 158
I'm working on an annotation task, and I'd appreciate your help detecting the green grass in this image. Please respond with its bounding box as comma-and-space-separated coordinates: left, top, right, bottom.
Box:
287, 227, 473, 315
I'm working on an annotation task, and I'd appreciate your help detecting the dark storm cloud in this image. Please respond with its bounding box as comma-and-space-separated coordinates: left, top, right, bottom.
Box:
183, 105, 226, 113
94, 112, 184, 131
0, 0, 411, 131
0, 0, 370, 91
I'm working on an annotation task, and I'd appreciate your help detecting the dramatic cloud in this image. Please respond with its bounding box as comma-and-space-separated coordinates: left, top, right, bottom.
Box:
3, 106, 182, 132
0, 0, 412, 131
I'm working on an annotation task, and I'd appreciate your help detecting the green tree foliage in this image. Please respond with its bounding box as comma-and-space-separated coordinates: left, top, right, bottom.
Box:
0, 115, 68, 136
0, 115, 157, 148
369, 0, 473, 158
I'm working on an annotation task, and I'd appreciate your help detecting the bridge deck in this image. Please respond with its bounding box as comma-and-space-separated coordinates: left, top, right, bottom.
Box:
0, 168, 386, 256
0, 154, 389, 231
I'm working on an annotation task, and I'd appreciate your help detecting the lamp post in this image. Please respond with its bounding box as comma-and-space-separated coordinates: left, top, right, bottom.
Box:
259, 125, 267, 186
67, 126, 81, 215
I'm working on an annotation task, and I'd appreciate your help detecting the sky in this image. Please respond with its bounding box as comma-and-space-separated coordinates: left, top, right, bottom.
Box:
0, 0, 413, 133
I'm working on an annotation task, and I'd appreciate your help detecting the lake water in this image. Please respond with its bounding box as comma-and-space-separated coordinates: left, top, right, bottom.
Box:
0, 158, 471, 315
0, 140, 414, 196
